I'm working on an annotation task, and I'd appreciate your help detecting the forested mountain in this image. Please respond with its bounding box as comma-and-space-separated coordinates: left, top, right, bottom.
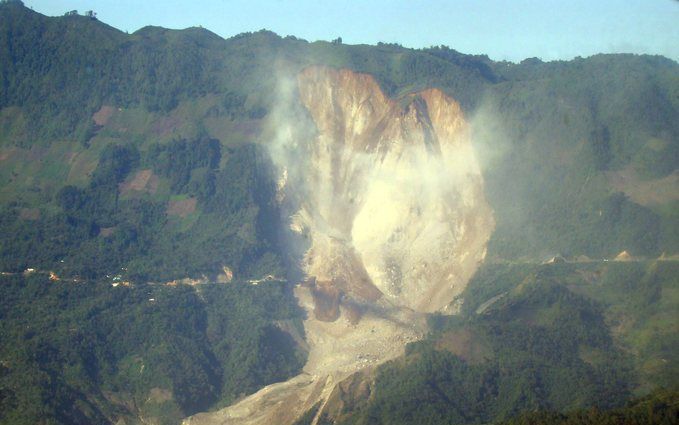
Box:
307, 260, 678, 424
1, 2, 676, 281
0, 2, 677, 424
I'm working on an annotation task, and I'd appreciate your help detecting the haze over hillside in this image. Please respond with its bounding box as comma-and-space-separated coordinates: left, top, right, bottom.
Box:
22, 0, 679, 62
0, 2, 677, 425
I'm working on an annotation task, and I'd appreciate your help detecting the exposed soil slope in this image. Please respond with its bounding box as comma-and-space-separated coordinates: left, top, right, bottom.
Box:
184, 67, 494, 425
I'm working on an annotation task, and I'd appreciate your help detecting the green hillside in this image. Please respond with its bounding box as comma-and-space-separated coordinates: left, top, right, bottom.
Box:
0, 273, 305, 424
1, 2, 677, 282
0, 2, 677, 425
499, 388, 679, 425
312, 260, 679, 425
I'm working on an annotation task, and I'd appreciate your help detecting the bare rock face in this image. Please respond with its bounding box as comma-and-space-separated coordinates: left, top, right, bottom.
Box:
292, 67, 493, 315
184, 67, 494, 425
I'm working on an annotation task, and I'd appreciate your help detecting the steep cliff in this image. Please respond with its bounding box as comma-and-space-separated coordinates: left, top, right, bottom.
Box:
185, 67, 494, 425
290, 67, 493, 315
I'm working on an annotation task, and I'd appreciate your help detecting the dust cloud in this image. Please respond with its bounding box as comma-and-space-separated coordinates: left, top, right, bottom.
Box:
185, 66, 497, 425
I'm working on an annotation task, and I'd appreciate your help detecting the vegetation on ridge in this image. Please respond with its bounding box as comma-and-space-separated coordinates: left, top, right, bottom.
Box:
0, 3, 677, 425
314, 261, 679, 425
0, 273, 305, 424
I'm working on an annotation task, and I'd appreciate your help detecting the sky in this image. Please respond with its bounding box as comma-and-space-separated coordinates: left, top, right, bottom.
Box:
22, 0, 679, 62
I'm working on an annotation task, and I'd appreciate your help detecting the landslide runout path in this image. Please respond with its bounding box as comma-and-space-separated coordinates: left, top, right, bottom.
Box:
184, 66, 494, 425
